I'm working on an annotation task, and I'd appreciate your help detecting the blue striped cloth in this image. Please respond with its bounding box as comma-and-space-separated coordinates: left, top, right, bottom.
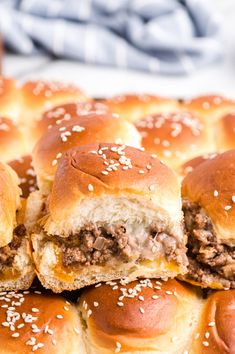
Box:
0, 0, 222, 74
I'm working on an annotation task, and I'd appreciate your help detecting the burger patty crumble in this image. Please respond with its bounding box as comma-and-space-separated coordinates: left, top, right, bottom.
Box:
0, 225, 26, 270
183, 200, 235, 288
50, 223, 184, 267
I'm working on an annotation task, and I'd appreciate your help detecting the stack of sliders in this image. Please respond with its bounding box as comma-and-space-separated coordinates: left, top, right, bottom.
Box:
0, 76, 234, 353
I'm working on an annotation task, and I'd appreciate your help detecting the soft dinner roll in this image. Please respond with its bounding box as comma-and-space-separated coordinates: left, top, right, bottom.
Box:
8, 155, 37, 198
0, 291, 85, 354
101, 94, 179, 122
178, 153, 218, 178
20, 80, 90, 123
33, 112, 141, 194
191, 289, 235, 354
135, 112, 214, 169
0, 163, 34, 290
0, 77, 20, 122
32, 101, 110, 142
181, 95, 235, 125
215, 112, 235, 151
77, 278, 202, 354
181, 150, 235, 289
31, 143, 187, 292
0, 117, 27, 162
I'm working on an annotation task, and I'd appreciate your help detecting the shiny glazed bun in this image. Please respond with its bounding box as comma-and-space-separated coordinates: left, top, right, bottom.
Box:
215, 112, 235, 151
191, 290, 235, 354
8, 155, 37, 198
178, 152, 218, 178
101, 94, 179, 122
135, 112, 214, 169
0, 117, 26, 162
0, 77, 20, 122
33, 112, 141, 194
20, 80, 90, 122
181, 95, 235, 125
33, 101, 110, 142
77, 279, 201, 354
0, 291, 85, 354
181, 150, 235, 289
31, 144, 187, 292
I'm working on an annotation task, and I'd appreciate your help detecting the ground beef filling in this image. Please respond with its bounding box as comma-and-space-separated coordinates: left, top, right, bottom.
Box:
53, 223, 181, 267
183, 200, 235, 287
0, 225, 26, 271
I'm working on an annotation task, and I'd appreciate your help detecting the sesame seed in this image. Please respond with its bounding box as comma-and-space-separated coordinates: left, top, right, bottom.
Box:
138, 296, 144, 301
56, 315, 63, 319
87, 309, 92, 317
152, 295, 159, 299
74, 327, 80, 334
195, 333, 200, 339
138, 170, 145, 174
101, 171, 108, 175
139, 307, 145, 314
12, 332, 20, 337
48, 329, 54, 335
203, 341, 209, 347
208, 321, 215, 327
52, 159, 57, 166
52, 339, 57, 346
224, 205, 232, 211
64, 306, 69, 311
232, 195, 235, 203
88, 184, 94, 192
117, 302, 124, 307
115, 342, 121, 353
205, 332, 210, 339
31, 308, 39, 313
166, 291, 173, 295
214, 190, 219, 197
56, 152, 62, 159
93, 302, 99, 307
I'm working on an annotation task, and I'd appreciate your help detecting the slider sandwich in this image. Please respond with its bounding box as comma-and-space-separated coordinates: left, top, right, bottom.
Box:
31, 143, 188, 292
0, 163, 34, 290
181, 150, 235, 289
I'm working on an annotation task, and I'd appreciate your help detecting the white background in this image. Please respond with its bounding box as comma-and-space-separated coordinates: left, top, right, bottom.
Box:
3, 0, 235, 98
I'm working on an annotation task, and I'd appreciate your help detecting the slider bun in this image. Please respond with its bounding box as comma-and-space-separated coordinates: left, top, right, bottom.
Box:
182, 150, 235, 246
0, 77, 20, 122
101, 94, 179, 122
32, 144, 186, 292
33, 113, 141, 194
179, 153, 218, 178
20, 80, 90, 121
135, 112, 214, 169
77, 279, 201, 354
33, 101, 110, 143
182, 95, 235, 124
192, 290, 235, 354
8, 155, 37, 198
0, 292, 85, 354
0, 163, 21, 247
215, 112, 235, 151
0, 117, 26, 162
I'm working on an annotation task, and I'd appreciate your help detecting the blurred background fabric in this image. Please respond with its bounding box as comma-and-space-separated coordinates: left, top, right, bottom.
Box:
0, 0, 222, 75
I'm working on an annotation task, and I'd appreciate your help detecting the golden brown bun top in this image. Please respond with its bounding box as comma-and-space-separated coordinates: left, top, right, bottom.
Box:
34, 101, 110, 141
21, 80, 90, 117
0, 116, 26, 162
8, 155, 37, 198
193, 290, 235, 354
135, 112, 214, 169
179, 153, 218, 178
0, 77, 19, 121
0, 163, 21, 247
101, 94, 179, 122
0, 291, 81, 354
215, 112, 235, 151
182, 95, 235, 122
33, 113, 141, 192
49, 143, 180, 220
182, 150, 235, 245
79, 279, 200, 352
